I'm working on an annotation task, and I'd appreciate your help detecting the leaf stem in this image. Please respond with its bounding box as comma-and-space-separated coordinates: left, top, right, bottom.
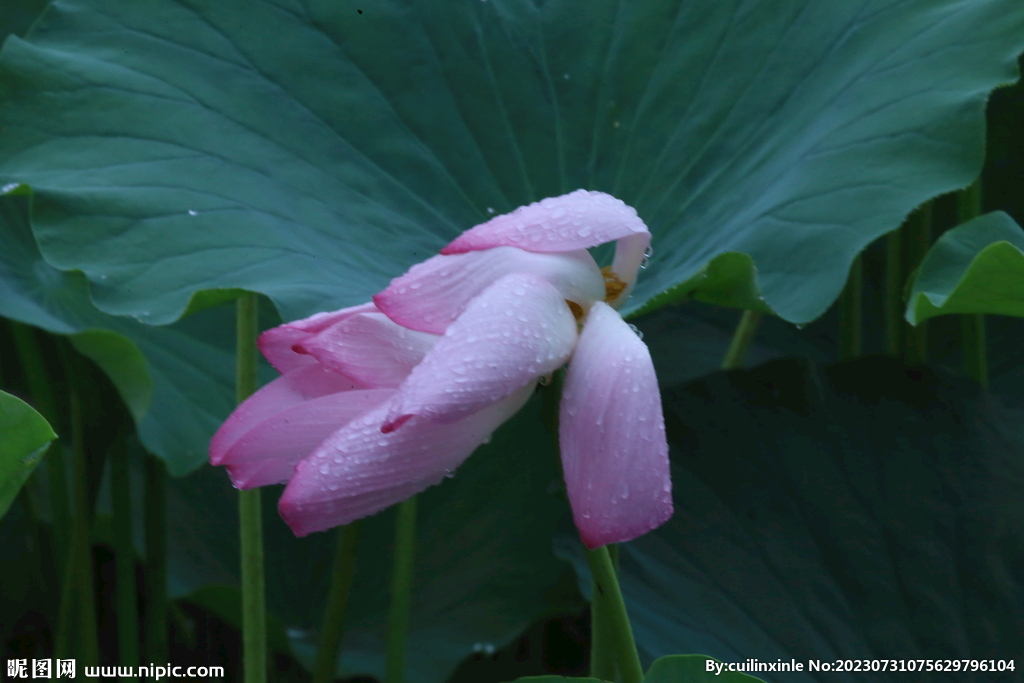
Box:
957, 180, 988, 388
10, 323, 69, 577
111, 430, 139, 668
144, 453, 168, 664
585, 544, 643, 683
902, 205, 932, 365
721, 310, 763, 370
838, 255, 863, 360
65, 349, 99, 665
386, 497, 418, 683
236, 293, 266, 683
313, 522, 361, 683
884, 227, 904, 357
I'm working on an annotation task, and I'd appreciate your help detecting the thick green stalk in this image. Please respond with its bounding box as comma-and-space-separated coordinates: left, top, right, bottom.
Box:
838, 255, 863, 360
958, 180, 988, 388
144, 453, 168, 664
10, 323, 70, 577
385, 497, 418, 683
236, 293, 266, 683
313, 522, 361, 683
111, 431, 139, 668
585, 545, 644, 683
721, 310, 763, 371
884, 226, 904, 357
67, 367, 99, 665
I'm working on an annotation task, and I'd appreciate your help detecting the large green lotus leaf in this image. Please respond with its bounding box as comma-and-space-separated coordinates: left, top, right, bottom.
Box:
164, 397, 585, 683
560, 357, 1023, 682
0, 0, 1020, 325
0, 389, 56, 519
0, 186, 275, 474
906, 211, 1024, 324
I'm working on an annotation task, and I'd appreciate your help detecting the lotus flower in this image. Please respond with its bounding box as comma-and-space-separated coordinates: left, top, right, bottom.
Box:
210, 190, 672, 548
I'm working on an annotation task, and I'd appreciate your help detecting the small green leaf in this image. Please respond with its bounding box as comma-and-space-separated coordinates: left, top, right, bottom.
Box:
0, 389, 56, 519
906, 211, 1024, 324
645, 655, 767, 682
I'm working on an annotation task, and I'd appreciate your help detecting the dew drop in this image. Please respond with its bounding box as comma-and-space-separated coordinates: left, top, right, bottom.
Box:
563, 73, 570, 80
551, 207, 567, 219
1, 182, 19, 194
188, 209, 198, 216
627, 324, 644, 340
486, 207, 495, 214
319, 463, 330, 475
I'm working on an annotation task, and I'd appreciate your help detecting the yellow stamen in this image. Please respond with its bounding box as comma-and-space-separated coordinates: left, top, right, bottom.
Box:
601, 266, 628, 303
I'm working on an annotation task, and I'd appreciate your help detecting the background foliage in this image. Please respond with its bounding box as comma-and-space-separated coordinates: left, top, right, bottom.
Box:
1, 1, 1024, 682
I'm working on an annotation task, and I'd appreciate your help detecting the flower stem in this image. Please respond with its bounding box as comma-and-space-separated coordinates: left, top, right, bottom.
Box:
110, 429, 139, 668
144, 453, 168, 664
236, 293, 266, 683
235, 294, 266, 683
721, 310, 763, 370
585, 544, 643, 683
957, 179, 988, 388
313, 522, 361, 683
385, 496, 418, 683
589, 542, 619, 682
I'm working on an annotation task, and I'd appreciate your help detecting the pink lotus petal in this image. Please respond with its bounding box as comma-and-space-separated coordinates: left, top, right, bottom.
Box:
374, 247, 603, 334
559, 302, 672, 548
442, 190, 649, 256
210, 364, 360, 464
278, 385, 534, 536
295, 311, 438, 388
219, 388, 393, 489
608, 232, 652, 308
383, 273, 577, 430
257, 302, 376, 373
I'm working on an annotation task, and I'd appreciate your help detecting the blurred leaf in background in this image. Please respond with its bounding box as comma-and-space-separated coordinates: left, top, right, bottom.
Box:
0, 389, 55, 519
560, 357, 1023, 682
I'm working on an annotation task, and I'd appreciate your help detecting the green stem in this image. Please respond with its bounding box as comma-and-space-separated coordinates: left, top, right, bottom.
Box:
884, 227, 904, 357
111, 430, 139, 668
236, 293, 266, 683
144, 453, 168, 664
67, 356, 99, 666
585, 545, 644, 683
958, 180, 988, 388
902, 205, 932, 365
313, 522, 361, 683
10, 323, 70, 578
838, 255, 863, 360
385, 497, 418, 683
721, 310, 763, 371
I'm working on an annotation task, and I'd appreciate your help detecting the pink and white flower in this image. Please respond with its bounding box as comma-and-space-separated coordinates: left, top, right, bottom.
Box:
210, 189, 672, 548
